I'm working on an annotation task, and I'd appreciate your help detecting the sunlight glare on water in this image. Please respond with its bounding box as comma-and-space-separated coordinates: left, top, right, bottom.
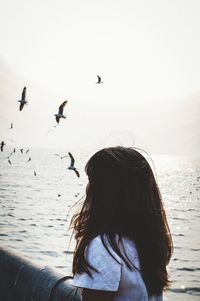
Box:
0, 148, 200, 300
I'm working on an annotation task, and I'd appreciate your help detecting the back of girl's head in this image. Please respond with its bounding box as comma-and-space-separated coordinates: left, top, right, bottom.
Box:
71, 146, 173, 296
85, 146, 159, 234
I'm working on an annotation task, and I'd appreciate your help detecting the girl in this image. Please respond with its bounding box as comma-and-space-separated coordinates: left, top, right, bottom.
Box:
71, 146, 173, 301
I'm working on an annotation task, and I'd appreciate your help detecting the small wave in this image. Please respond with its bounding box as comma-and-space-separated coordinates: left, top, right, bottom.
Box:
0, 188, 6, 191
172, 234, 185, 237
177, 267, 200, 271
55, 265, 66, 269
63, 250, 74, 255
190, 248, 200, 252
40, 250, 58, 257
170, 287, 200, 295
171, 217, 186, 221
7, 213, 15, 217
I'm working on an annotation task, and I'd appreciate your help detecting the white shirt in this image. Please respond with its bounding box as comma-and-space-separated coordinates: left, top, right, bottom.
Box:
72, 235, 163, 301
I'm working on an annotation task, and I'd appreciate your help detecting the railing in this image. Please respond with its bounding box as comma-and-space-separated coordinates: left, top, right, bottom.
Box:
0, 247, 81, 301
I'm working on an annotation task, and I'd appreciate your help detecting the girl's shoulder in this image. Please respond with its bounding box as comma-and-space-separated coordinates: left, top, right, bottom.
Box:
87, 234, 139, 261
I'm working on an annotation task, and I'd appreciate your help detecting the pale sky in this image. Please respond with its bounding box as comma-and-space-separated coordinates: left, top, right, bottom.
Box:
0, 0, 200, 155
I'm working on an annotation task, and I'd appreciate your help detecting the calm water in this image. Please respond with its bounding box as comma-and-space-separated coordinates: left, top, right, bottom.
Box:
0, 147, 200, 301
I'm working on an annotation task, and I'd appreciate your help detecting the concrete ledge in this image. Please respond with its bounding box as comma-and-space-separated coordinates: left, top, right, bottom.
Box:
0, 247, 81, 301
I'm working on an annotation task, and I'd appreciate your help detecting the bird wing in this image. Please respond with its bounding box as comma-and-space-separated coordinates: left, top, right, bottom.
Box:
22, 87, 26, 100
55, 116, 60, 124
19, 102, 24, 111
58, 101, 67, 115
97, 75, 101, 83
74, 169, 80, 178
68, 152, 75, 166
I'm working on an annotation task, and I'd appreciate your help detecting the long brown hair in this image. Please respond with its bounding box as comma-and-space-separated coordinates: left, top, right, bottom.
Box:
71, 146, 173, 296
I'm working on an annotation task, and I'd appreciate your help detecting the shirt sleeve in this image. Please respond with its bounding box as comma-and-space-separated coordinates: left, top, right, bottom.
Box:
72, 236, 122, 291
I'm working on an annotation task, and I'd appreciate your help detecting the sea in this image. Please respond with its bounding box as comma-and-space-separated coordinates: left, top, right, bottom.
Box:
0, 147, 199, 301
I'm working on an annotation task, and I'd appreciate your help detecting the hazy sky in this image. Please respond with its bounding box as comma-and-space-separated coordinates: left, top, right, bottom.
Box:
0, 0, 200, 155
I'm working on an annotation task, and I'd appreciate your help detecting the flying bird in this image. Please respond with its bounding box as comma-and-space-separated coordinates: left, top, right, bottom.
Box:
7, 147, 16, 159
18, 86, 27, 111
9, 123, 13, 130
7, 152, 13, 159
68, 152, 80, 178
8, 159, 12, 165
96, 75, 103, 84
34, 171, 37, 176
27, 157, 31, 162
26, 149, 30, 154
20, 148, 23, 154
1, 141, 5, 152
54, 101, 68, 124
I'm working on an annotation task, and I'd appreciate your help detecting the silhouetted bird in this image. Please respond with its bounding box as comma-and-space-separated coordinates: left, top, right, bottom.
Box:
26, 149, 30, 154
58, 194, 61, 197
54, 101, 68, 124
8, 159, 12, 165
20, 149, 23, 154
18, 86, 27, 111
68, 152, 80, 177
7, 147, 16, 159
7, 152, 13, 159
1, 141, 5, 152
9, 123, 13, 129
34, 171, 37, 176
27, 157, 31, 162
96, 75, 103, 84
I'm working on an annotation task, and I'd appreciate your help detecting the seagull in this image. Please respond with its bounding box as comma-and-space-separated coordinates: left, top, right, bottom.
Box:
34, 171, 37, 176
20, 148, 23, 154
54, 101, 68, 124
7, 152, 13, 159
68, 152, 80, 177
8, 159, 12, 165
9, 123, 13, 130
1, 141, 5, 152
18, 86, 28, 111
96, 75, 103, 84
7, 147, 16, 159
27, 157, 31, 162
